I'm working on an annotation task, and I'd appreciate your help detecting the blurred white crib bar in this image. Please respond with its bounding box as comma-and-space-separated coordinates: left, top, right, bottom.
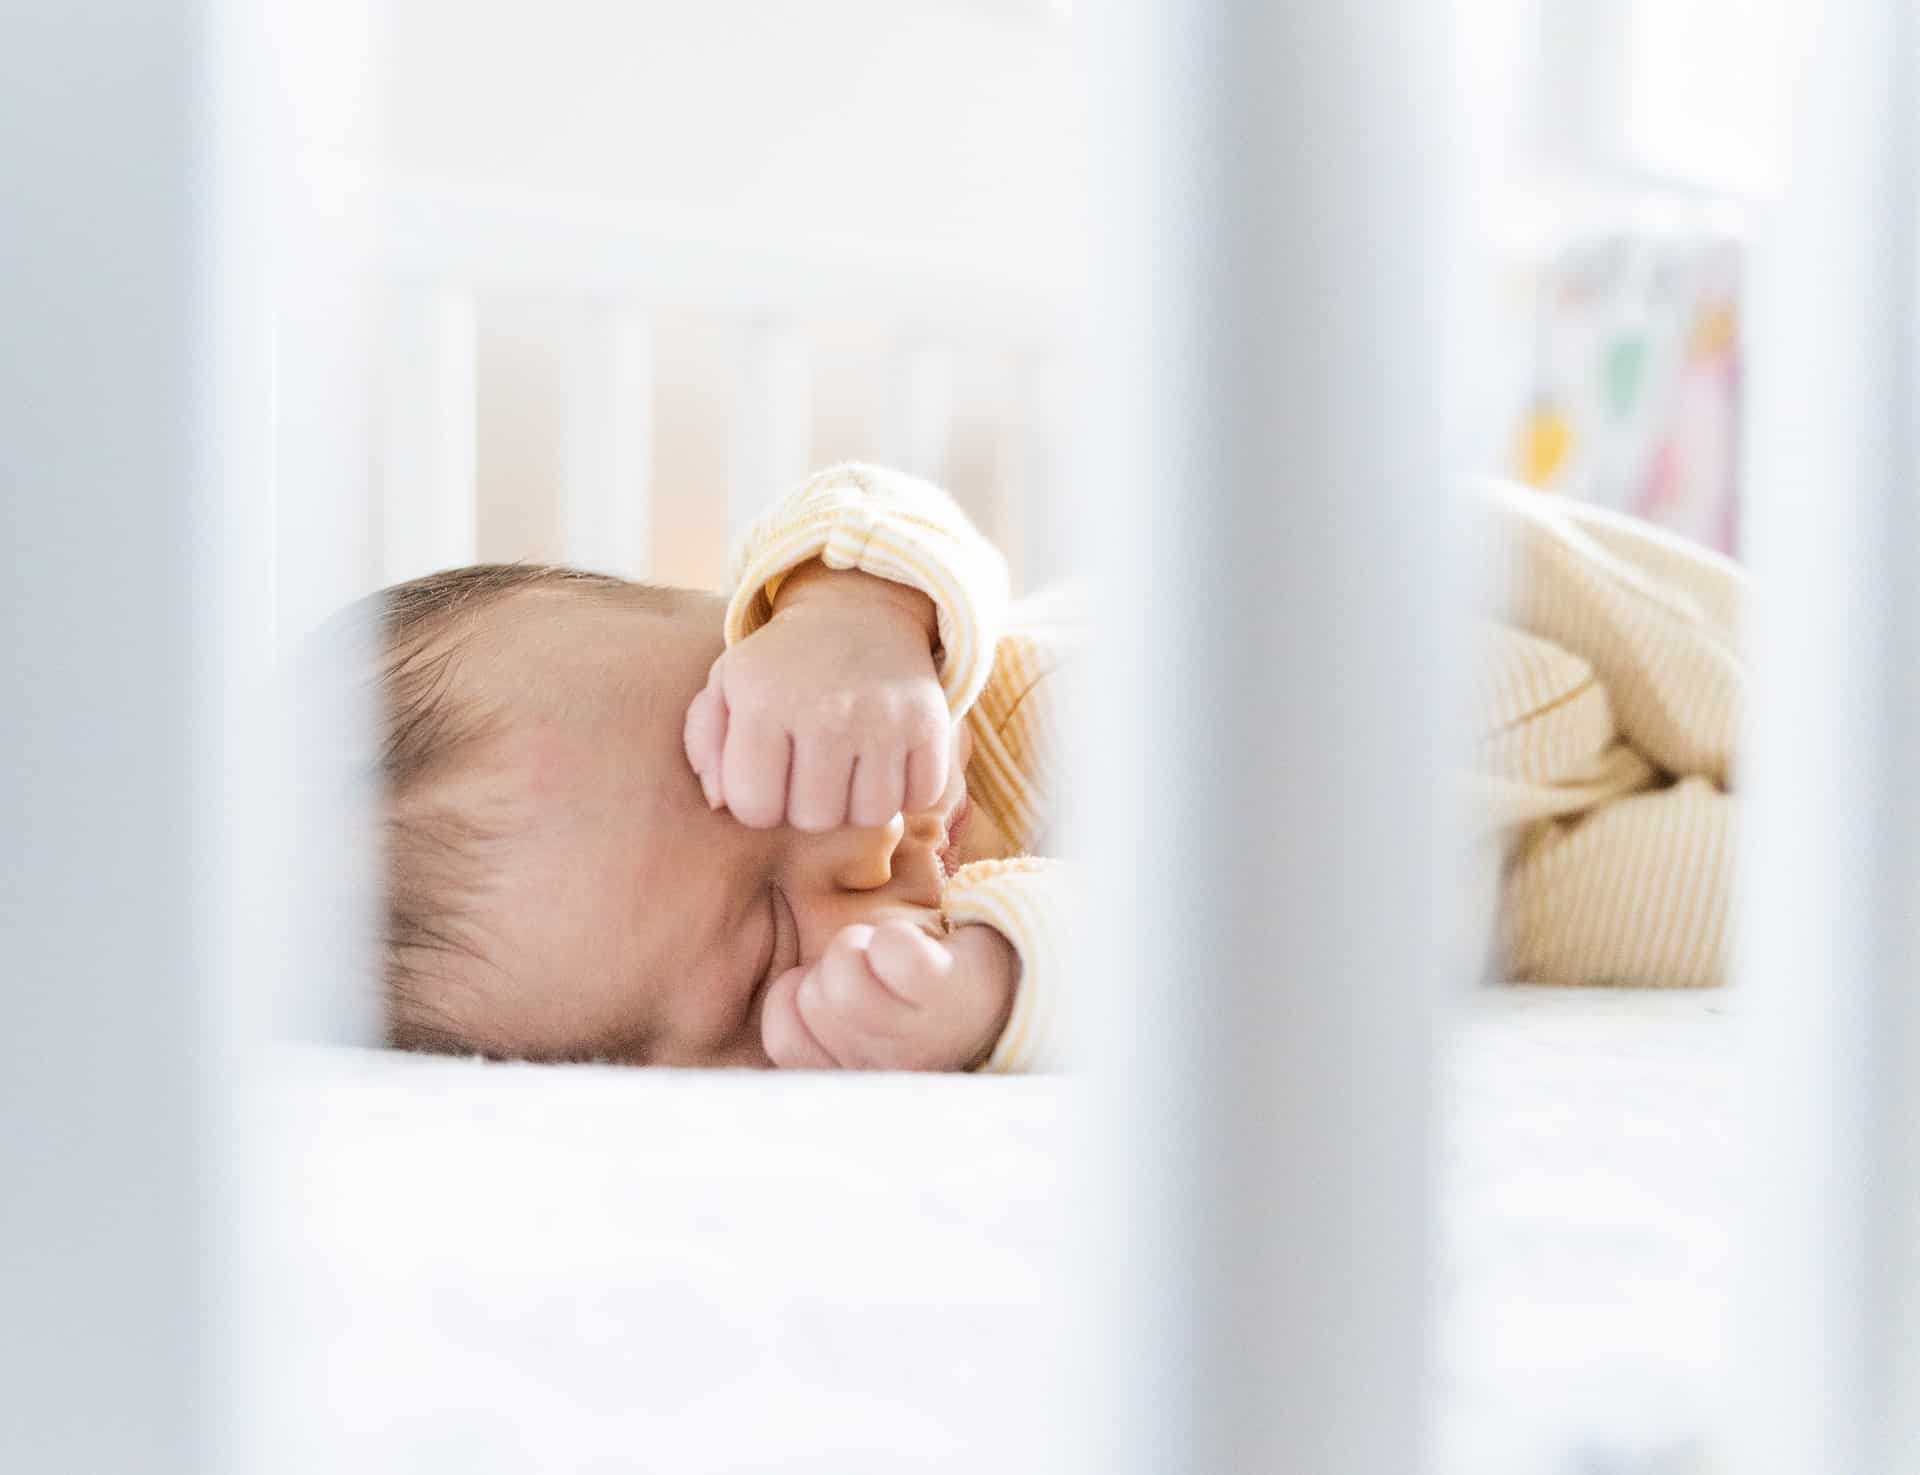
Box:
368, 182, 1070, 599
999, 351, 1073, 588
1086, 4, 1451, 1472
885, 339, 957, 483
380, 281, 477, 582
559, 298, 653, 577
1739, 0, 1920, 1470
730, 317, 813, 542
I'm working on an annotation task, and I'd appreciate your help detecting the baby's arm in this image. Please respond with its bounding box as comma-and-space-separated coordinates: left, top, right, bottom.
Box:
942, 858, 1072, 1072
725, 463, 1010, 719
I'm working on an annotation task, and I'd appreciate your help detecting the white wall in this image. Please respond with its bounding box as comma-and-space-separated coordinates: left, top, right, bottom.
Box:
387, 0, 1082, 286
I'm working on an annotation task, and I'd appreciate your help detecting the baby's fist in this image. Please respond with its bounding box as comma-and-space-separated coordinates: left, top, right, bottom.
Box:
683, 565, 951, 832
761, 920, 1017, 1072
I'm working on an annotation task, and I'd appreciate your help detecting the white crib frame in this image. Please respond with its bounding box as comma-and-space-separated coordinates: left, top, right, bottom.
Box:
1738, 0, 1920, 1468
370, 178, 1070, 600
1084, 7, 1452, 1470
4, 3, 1917, 1472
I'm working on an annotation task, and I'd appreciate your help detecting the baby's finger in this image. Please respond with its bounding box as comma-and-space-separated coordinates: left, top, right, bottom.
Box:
682, 677, 729, 810
798, 927, 918, 1067
720, 714, 792, 829
760, 965, 838, 1070
903, 734, 951, 815
847, 748, 907, 829
864, 919, 952, 1006
812, 924, 915, 1012
787, 734, 856, 833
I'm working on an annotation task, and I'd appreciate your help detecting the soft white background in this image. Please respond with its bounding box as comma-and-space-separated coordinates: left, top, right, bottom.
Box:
376, 0, 1790, 588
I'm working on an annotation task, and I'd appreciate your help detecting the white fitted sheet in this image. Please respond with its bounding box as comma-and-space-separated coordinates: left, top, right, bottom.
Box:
256, 985, 1735, 1474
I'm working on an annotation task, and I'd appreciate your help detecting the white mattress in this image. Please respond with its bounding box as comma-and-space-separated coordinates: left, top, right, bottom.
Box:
256, 986, 1736, 1474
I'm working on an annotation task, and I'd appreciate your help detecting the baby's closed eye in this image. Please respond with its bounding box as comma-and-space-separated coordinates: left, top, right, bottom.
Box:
740, 883, 796, 1028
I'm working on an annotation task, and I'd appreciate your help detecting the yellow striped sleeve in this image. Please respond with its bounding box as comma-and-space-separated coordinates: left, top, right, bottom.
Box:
724, 463, 1011, 719
963, 583, 1086, 855
942, 856, 1074, 1073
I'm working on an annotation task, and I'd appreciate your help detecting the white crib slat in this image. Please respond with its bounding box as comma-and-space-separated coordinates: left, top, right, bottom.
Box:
379, 282, 477, 582
1083, 5, 1449, 1474
1739, 0, 1919, 1469
888, 340, 956, 483
560, 300, 653, 578
731, 318, 812, 539
4, 8, 231, 1471
998, 352, 1069, 590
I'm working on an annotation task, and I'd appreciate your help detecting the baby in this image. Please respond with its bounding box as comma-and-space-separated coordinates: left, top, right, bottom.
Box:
376, 465, 1071, 1071
373, 464, 1744, 1072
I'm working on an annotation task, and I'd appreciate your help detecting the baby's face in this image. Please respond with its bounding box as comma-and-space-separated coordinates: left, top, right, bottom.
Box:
418, 591, 974, 1066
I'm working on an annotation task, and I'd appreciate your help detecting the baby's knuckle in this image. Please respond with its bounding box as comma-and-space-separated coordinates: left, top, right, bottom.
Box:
802, 702, 841, 735
801, 969, 853, 1027
831, 951, 875, 998
839, 947, 879, 987
868, 920, 926, 969
828, 920, 873, 952
741, 697, 793, 735
908, 685, 944, 723
875, 684, 922, 724
834, 691, 887, 738
814, 975, 852, 1021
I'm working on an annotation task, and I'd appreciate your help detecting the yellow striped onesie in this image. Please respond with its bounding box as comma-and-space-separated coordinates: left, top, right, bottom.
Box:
724, 465, 1742, 1073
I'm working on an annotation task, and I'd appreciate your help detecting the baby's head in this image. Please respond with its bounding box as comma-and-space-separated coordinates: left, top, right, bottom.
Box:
374, 565, 968, 1066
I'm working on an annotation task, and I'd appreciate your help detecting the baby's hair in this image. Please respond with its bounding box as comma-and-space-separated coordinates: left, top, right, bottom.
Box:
376, 563, 636, 1053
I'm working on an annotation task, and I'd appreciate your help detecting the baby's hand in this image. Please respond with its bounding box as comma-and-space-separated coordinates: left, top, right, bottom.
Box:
760, 920, 1018, 1071
683, 564, 950, 830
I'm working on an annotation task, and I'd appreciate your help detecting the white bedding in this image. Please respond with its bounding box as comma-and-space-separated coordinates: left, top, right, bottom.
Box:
256, 986, 1735, 1474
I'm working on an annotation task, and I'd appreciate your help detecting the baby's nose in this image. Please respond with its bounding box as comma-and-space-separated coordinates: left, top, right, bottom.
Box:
832, 813, 907, 891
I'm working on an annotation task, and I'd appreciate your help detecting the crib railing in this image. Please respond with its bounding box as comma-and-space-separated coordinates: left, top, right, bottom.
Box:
380, 281, 478, 578
1738, 0, 1920, 1467
369, 181, 1071, 596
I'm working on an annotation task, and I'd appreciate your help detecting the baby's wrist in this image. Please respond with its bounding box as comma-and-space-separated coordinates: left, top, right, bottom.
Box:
946, 923, 1019, 1071
771, 560, 938, 647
